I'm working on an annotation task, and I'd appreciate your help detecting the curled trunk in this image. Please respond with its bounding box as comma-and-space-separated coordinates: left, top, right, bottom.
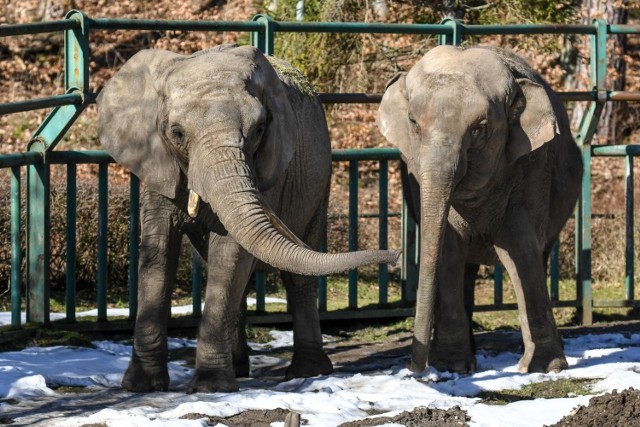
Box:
192, 146, 399, 276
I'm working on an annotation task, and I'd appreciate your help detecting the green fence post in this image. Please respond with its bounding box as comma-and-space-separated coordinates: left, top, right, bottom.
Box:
30, 10, 89, 151
251, 14, 275, 56
439, 18, 462, 46
10, 166, 22, 328
378, 160, 389, 306
348, 160, 359, 310
625, 154, 635, 303
97, 163, 108, 322
255, 272, 266, 314
550, 240, 560, 302
318, 238, 328, 312
192, 250, 203, 318
494, 265, 503, 306
26, 141, 49, 325
575, 18, 607, 325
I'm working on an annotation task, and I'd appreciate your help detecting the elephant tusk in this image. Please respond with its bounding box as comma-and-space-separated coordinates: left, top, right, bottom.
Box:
188, 189, 201, 218
258, 195, 311, 250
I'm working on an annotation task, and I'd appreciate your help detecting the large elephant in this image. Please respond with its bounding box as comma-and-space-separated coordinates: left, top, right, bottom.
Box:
377, 45, 582, 374
97, 44, 399, 393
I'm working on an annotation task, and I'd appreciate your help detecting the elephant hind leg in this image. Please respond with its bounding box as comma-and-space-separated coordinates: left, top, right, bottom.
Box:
494, 216, 567, 373
282, 272, 333, 380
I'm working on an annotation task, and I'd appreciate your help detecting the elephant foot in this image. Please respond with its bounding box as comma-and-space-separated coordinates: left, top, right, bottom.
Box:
285, 348, 333, 380
518, 350, 568, 373
429, 350, 476, 374
122, 357, 169, 392
429, 330, 476, 374
186, 368, 239, 394
518, 335, 568, 373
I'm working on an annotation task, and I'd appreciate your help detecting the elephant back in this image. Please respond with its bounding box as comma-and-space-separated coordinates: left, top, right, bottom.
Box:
267, 56, 318, 98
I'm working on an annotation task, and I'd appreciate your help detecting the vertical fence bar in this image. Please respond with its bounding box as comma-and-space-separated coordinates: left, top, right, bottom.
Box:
401, 196, 418, 304
378, 160, 389, 306
65, 163, 77, 322
129, 174, 140, 320
192, 251, 203, 318
348, 160, 359, 309
493, 265, 503, 306
550, 240, 560, 301
625, 154, 635, 302
318, 238, 328, 312
97, 163, 108, 321
26, 144, 50, 325
576, 19, 607, 325
255, 272, 266, 313
10, 166, 22, 328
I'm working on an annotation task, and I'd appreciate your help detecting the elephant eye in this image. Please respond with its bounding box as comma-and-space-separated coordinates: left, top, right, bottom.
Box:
471, 120, 488, 139
408, 113, 420, 131
255, 124, 265, 139
170, 124, 186, 144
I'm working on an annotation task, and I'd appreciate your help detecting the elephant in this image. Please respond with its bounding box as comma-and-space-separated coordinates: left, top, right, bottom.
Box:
97, 44, 399, 393
377, 45, 583, 375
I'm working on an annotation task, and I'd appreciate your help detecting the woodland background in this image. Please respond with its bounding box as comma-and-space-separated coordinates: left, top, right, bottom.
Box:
0, 0, 638, 311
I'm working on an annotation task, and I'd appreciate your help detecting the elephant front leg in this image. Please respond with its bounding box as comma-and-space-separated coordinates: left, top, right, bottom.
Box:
282, 273, 333, 380
494, 218, 568, 373
123, 193, 182, 392
429, 226, 476, 374
187, 235, 254, 394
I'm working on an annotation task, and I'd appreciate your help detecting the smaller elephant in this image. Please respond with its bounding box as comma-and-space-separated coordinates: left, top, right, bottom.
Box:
97, 44, 399, 393
378, 45, 583, 375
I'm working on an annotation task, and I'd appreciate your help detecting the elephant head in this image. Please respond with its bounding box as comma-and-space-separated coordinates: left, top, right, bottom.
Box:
98, 44, 398, 276
377, 45, 561, 372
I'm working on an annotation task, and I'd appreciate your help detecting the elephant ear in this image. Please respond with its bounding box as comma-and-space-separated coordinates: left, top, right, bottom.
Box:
506, 78, 559, 164
247, 48, 298, 191
97, 49, 183, 198
377, 72, 416, 161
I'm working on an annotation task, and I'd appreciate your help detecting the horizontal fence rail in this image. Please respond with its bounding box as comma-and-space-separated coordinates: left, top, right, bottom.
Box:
0, 12, 638, 333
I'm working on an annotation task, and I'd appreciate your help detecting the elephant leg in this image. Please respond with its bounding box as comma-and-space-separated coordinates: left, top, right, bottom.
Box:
123, 192, 181, 392
282, 272, 333, 380
494, 216, 567, 373
429, 225, 475, 373
187, 234, 254, 394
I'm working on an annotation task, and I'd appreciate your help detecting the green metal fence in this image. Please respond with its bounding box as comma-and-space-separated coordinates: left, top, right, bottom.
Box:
1, 11, 639, 331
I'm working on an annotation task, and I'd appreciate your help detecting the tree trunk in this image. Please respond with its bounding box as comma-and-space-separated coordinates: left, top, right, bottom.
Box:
564, 0, 628, 144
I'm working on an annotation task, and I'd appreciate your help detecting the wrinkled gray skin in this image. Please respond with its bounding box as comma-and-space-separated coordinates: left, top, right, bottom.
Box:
378, 45, 582, 375
97, 44, 399, 393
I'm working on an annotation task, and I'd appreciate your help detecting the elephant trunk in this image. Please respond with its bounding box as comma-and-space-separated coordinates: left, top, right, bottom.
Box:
191, 146, 399, 276
409, 149, 457, 373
